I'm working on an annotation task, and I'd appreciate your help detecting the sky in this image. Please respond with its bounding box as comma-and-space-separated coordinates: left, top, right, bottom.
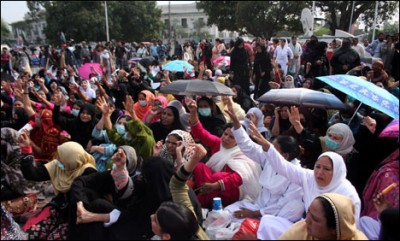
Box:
1, 1, 195, 24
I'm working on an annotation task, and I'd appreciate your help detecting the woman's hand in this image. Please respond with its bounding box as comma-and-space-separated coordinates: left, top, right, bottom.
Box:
198, 182, 220, 195
362, 116, 376, 134
18, 130, 31, 147
153, 140, 163, 157
96, 96, 111, 116
112, 148, 127, 171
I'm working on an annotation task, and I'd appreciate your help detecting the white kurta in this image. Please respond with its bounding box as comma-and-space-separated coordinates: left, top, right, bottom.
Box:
256, 145, 361, 239
227, 127, 304, 226
273, 45, 294, 76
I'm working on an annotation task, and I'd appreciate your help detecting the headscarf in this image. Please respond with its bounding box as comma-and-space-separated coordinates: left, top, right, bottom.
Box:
1, 127, 21, 163
282, 75, 295, 89
30, 109, 61, 160
322, 123, 355, 156
217, 96, 245, 123
167, 100, 190, 131
143, 95, 168, 123
206, 144, 261, 200
279, 193, 368, 240
160, 130, 195, 168
134, 90, 155, 121
12, 108, 30, 130
316, 152, 348, 193
45, 141, 96, 194
1, 128, 48, 197
242, 107, 269, 135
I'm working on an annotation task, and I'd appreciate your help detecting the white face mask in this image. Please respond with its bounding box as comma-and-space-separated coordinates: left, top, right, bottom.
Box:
139, 100, 147, 107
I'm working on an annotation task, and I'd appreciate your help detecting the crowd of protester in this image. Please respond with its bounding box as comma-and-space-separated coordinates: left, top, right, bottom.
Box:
1, 32, 399, 240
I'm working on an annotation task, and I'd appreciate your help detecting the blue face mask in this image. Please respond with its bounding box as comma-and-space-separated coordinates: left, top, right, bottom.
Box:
71, 109, 80, 117
139, 100, 147, 107
57, 160, 65, 171
324, 136, 340, 150
198, 108, 211, 117
115, 124, 126, 135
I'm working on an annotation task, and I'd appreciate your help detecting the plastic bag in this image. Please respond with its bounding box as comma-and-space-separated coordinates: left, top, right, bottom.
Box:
204, 210, 232, 239
232, 218, 260, 240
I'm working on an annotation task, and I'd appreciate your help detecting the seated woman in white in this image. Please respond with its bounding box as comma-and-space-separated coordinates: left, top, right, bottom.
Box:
245, 109, 361, 240
224, 104, 304, 227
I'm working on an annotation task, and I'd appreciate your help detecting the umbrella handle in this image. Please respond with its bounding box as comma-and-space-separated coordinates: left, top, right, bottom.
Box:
348, 102, 363, 126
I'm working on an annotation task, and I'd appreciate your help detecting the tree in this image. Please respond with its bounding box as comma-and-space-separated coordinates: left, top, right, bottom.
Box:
26, 1, 163, 45
196, 1, 308, 38
196, 1, 239, 32
1, 18, 11, 39
316, 1, 399, 35
235, 1, 307, 37
107, 1, 162, 42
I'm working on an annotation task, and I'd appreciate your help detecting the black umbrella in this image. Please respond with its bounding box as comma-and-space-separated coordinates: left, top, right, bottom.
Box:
257, 88, 347, 110
159, 79, 234, 96
139, 56, 155, 68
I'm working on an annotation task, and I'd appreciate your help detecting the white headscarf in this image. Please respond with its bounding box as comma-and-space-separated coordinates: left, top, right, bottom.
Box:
242, 107, 269, 135
305, 151, 361, 221
206, 144, 261, 200
326, 123, 355, 156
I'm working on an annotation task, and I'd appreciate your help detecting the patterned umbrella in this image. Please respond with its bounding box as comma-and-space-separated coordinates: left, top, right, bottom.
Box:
317, 75, 399, 119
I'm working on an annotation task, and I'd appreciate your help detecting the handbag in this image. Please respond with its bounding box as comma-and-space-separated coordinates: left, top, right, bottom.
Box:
2, 193, 38, 216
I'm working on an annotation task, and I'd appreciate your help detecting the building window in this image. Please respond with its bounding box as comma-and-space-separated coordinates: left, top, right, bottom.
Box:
181, 18, 187, 28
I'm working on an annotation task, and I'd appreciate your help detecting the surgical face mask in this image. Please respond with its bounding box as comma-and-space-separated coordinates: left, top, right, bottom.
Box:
115, 124, 126, 135
71, 109, 80, 117
324, 136, 340, 151
198, 108, 211, 117
139, 100, 147, 107
57, 160, 65, 171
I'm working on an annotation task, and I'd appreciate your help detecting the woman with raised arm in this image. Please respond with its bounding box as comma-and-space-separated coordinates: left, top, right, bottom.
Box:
186, 98, 261, 209
245, 110, 361, 239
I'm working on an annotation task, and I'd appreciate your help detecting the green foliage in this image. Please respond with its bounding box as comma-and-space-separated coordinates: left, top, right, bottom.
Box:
383, 23, 399, 36
197, 1, 308, 38
196, 1, 239, 31
316, 1, 399, 34
1, 18, 11, 39
27, 1, 163, 45
314, 27, 330, 36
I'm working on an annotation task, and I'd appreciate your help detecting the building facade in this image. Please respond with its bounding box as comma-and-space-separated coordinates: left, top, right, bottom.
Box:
158, 3, 239, 44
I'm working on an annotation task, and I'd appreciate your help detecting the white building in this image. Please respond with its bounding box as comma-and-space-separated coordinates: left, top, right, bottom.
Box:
10, 11, 47, 45
157, 3, 239, 43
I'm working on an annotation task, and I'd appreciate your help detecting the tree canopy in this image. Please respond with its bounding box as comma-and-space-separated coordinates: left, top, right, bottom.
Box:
197, 1, 309, 37
197, 1, 399, 36
1, 18, 11, 39
316, 1, 399, 34
27, 1, 163, 45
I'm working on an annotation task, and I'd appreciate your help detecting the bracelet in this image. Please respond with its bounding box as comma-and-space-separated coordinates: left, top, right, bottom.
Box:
23, 93, 29, 95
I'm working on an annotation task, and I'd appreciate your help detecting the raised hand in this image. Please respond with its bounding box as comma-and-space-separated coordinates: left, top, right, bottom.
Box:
96, 96, 111, 116
18, 130, 31, 147
362, 116, 376, 134
288, 106, 301, 126
185, 98, 197, 113
248, 121, 269, 148
153, 140, 164, 157
122, 95, 135, 117
112, 148, 127, 170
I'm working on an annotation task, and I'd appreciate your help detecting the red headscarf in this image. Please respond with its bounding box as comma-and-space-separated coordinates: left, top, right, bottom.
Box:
134, 90, 155, 121
30, 109, 62, 160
